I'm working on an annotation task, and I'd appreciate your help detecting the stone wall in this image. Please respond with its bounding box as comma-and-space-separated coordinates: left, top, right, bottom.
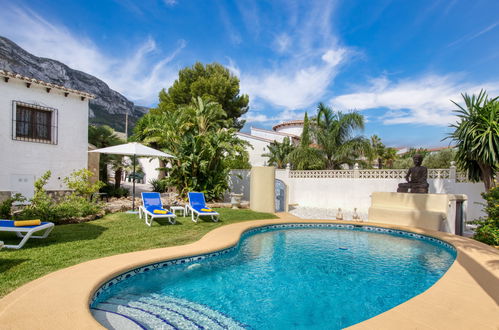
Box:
0, 191, 11, 203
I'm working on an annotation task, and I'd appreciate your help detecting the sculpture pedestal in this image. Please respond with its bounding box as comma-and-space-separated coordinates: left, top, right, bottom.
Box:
368, 192, 467, 234
397, 183, 429, 194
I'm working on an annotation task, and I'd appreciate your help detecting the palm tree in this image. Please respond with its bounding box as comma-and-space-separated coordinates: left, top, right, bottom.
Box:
448, 90, 498, 191
133, 97, 247, 199
88, 125, 125, 183
312, 103, 370, 169
383, 147, 398, 169
262, 137, 295, 168
369, 135, 385, 169
287, 113, 325, 170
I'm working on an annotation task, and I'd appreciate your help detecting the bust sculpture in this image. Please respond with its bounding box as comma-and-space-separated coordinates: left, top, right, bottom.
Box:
397, 154, 429, 193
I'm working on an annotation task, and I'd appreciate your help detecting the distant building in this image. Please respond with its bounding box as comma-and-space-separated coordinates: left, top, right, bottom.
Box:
236, 120, 304, 166
0, 70, 93, 200
396, 146, 455, 156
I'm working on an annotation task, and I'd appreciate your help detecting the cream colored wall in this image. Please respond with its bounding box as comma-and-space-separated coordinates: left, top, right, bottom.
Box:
367, 192, 467, 233
87, 148, 100, 184
250, 166, 275, 213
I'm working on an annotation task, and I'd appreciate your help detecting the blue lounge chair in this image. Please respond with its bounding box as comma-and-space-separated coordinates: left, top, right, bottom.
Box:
187, 192, 219, 223
139, 192, 176, 226
0, 220, 54, 249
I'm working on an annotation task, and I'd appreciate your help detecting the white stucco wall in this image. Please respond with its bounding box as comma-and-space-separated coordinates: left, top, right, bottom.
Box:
250, 127, 287, 142
0, 77, 89, 196
275, 170, 486, 221
236, 133, 270, 166
225, 169, 486, 222
224, 169, 251, 202
138, 157, 161, 183
275, 125, 303, 136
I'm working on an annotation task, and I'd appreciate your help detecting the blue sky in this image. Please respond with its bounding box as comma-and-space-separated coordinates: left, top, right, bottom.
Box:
1, 0, 498, 147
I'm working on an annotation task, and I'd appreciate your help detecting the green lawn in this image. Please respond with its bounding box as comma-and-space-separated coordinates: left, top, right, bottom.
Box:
0, 209, 277, 298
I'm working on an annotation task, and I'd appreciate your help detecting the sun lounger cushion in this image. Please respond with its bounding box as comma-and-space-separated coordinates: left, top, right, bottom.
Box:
14, 220, 41, 227
145, 206, 172, 215
153, 209, 168, 214
1, 220, 51, 228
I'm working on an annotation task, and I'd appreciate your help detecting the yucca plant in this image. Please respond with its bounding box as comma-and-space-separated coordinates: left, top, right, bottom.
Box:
447, 90, 498, 191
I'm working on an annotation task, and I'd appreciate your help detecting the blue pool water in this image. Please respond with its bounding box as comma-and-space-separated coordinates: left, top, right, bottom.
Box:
91, 224, 456, 329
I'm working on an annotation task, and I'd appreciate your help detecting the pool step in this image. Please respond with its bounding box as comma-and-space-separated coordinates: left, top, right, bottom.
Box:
93, 294, 245, 330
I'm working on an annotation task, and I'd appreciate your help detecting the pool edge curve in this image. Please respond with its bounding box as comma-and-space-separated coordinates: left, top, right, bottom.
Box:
0, 214, 498, 329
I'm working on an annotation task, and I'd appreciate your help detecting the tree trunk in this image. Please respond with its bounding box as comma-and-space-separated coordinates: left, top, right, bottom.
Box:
100, 157, 108, 183
378, 158, 383, 169
114, 168, 123, 189
478, 162, 494, 192
158, 159, 166, 179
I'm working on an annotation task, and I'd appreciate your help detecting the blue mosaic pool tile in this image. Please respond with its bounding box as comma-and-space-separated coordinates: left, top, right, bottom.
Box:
90, 222, 456, 304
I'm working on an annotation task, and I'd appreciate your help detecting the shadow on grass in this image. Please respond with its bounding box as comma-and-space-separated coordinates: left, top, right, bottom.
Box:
155, 220, 183, 226
0, 258, 29, 273
0, 222, 108, 250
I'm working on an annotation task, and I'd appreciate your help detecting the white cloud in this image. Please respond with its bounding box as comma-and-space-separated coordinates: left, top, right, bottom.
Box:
243, 108, 305, 125
0, 6, 183, 105
242, 48, 347, 110
225, 57, 241, 77
163, 0, 177, 6
274, 33, 292, 53
331, 74, 499, 126
447, 21, 499, 48
234, 1, 348, 112
244, 113, 274, 123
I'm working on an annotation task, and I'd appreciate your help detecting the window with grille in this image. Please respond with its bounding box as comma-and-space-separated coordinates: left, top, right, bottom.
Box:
12, 101, 58, 144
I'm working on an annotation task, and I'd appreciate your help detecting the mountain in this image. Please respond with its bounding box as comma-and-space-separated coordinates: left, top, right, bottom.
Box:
0, 36, 148, 133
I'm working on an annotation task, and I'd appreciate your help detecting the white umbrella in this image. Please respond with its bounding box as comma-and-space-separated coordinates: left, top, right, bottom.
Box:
89, 142, 174, 211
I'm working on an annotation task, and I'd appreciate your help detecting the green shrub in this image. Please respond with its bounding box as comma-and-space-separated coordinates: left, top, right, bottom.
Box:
54, 195, 102, 221
472, 186, 499, 246
101, 183, 130, 198
19, 170, 103, 224
0, 193, 25, 219
21, 171, 55, 221
63, 169, 105, 199
149, 178, 168, 193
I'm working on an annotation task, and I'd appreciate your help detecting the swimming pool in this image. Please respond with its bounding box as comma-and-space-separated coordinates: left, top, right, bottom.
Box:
91, 224, 456, 329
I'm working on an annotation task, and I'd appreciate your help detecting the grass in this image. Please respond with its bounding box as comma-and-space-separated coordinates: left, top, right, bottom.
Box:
0, 208, 277, 298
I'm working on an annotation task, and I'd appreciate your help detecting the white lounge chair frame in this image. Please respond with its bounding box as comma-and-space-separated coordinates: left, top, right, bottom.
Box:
0, 222, 54, 249
187, 208, 219, 223
139, 193, 176, 226
187, 193, 219, 223
139, 207, 176, 226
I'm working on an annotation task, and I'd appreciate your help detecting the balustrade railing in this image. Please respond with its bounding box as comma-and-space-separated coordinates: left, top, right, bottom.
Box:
288, 168, 468, 181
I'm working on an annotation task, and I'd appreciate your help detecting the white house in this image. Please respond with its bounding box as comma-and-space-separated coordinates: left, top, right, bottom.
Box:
236, 120, 303, 166
0, 70, 93, 200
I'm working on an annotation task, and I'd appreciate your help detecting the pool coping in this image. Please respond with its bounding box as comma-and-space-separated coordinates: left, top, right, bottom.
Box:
0, 214, 498, 329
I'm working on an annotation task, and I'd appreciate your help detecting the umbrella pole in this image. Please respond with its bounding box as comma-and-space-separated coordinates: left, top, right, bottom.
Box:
132, 154, 136, 211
